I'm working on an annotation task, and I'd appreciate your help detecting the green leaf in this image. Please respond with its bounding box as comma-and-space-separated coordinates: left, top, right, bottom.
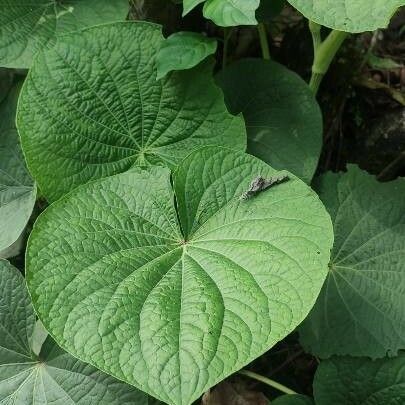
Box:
17, 22, 246, 202
0, 259, 150, 405
27, 146, 333, 405
299, 165, 405, 358
156, 32, 217, 79
314, 355, 405, 404
0, 82, 36, 253
256, 0, 286, 22
217, 59, 322, 183
183, 0, 205, 15
272, 394, 314, 405
287, 0, 405, 33
30, 320, 48, 356
367, 54, 402, 69
203, 0, 260, 26
183, 0, 260, 26
0, 0, 129, 68
0, 68, 13, 104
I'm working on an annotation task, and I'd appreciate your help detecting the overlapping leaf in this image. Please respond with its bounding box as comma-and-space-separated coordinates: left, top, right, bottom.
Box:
27, 147, 333, 405
0, 259, 150, 404
273, 395, 314, 405
299, 165, 405, 358
287, 0, 404, 32
314, 355, 405, 404
0, 82, 36, 253
0, 68, 13, 104
17, 22, 246, 202
156, 32, 217, 79
183, 0, 260, 26
217, 59, 322, 183
0, 0, 129, 68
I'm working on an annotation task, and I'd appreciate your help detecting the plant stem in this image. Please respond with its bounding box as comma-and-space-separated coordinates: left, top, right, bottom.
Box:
257, 23, 270, 60
377, 151, 405, 180
239, 370, 297, 395
309, 21, 349, 94
309, 20, 322, 51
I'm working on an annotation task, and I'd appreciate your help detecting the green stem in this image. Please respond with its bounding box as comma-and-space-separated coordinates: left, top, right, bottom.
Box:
239, 370, 297, 395
257, 23, 270, 60
309, 21, 349, 94
309, 20, 322, 52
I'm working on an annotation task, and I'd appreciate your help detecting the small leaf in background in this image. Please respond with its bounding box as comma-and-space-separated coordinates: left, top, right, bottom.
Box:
30, 319, 49, 356
26, 146, 333, 405
256, 0, 286, 22
0, 0, 129, 68
299, 165, 405, 358
17, 22, 246, 202
314, 355, 405, 404
202, 381, 268, 405
156, 31, 217, 79
217, 59, 323, 183
367, 53, 402, 70
0, 82, 36, 254
286, 0, 405, 32
272, 394, 314, 405
183, 0, 260, 26
0, 259, 150, 405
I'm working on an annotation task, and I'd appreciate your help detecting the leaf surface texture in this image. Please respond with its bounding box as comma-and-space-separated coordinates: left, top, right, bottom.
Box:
27, 147, 333, 405
0, 259, 150, 404
18, 22, 246, 201
299, 166, 405, 358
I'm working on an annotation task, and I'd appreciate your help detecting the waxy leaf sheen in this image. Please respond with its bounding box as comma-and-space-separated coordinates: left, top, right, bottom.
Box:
156, 32, 217, 79
183, 0, 260, 26
0, 83, 36, 253
27, 147, 333, 405
0, 0, 129, 68
287, 0, 404, 32
17, 22, 246, 202
0, 259, 150, 404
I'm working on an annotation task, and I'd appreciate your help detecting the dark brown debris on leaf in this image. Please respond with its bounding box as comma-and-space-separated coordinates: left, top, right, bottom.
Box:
202, 380, 268, 405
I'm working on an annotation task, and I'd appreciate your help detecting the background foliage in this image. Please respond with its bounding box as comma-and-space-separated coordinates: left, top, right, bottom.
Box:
0, 0, 404, 404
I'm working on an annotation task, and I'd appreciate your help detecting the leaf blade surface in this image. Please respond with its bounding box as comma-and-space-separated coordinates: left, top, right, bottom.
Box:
0, 259, 150, 405
27, 147, 333, 404
299, 165, 405, 358
17, 22, 246, 201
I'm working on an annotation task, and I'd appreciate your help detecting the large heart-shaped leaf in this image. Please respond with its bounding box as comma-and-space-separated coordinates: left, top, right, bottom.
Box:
299, 165, 405, 358
183, 0, 260, 26
17, 22, 246, 202
287, 0, 404, 32
27, 146, 333, 405
0, 0, 129, 68
156, 32, 217, 79
0, 82, 36, 253
0, 259, 151, 404
217, 59, 323, 183
313, 355, 405, 404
